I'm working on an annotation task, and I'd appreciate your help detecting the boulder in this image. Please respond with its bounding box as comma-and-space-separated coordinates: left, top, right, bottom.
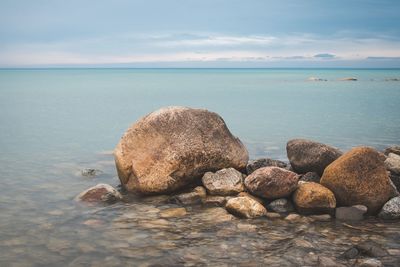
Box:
320, 147, 397, 214
246, 158, 287, 175
335, 205, 368, 221
225, 196, 267, 218
267, 198, 294, 213
378, 197, 400, 220
286, 139, 342, 176
385, 153, 400, 175
114, 107, 248, 194
172, 186, 206, 205
299, 172, 321, 183
75, 184, 122, 203
244, 167, 299, 199
384, 146, 400, 156
201, 168, 245, 196
293, 182, 336, 215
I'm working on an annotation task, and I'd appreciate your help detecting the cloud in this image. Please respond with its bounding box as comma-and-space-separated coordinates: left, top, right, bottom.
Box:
314, 53, 336, 59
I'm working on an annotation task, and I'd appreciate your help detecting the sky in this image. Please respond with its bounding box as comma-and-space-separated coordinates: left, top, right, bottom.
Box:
1, 0, 400, 68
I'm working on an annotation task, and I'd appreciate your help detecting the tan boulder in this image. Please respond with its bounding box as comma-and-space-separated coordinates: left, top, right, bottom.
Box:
114, 107, 248, 194
320, 147, 397, 214
293, 182, 336, 214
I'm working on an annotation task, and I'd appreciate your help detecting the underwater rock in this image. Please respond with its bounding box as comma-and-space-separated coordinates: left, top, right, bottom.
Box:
172, 186, 206, 205
75, 183, 122, 203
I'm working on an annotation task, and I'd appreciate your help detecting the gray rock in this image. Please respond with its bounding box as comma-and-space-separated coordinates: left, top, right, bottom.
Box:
225, 196, 267, 218
267, 198, 294, 213
286, 139, 342, 176
378, 196, 400, 220
299, 172, 320, 183
201, 168, 245, 196
75, 184, 122, 204
355, 241, 388, 257
246, 158, 287, 175
385, 153, 400, 175
335, 205, 368, 221
384, 146, 400, 156
356, 258, 382, 267
172, 186, 206, 205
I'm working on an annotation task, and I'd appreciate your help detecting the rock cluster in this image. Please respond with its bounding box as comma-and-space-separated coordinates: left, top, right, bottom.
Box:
75, 107, 400, 224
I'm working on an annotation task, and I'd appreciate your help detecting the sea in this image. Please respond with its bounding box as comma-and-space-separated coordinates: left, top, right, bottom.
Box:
0, 68, 400, 266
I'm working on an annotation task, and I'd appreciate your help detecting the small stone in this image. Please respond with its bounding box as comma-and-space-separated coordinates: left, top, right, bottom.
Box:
267, 198, 294, 213
339, 77, 358, 81
336, 205, 368, 221
159, 207, 187, 218
385, 153, 400, 175
173, 186, 206, 205
81, 168, 103, 177
388, 249, 400, 256
202, 168, 245, 196
246, 158, 287, 174
285, 213, 301, 221
237, 192, 264, 204
202, 196, 227, 206
356, 258, 382, 267
225, 196, 267, 218
299, 172, 321, 183
309, 214, 332, 222
378, 196, 400, 220
75, 183, 122, 203
266, 212, 282, 219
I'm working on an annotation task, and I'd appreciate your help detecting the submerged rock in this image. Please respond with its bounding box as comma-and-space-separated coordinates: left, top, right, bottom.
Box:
114, 106, 248, 194
385, 153, 400, 175
321, 147, 397, 214
336, 205, 368, 221
267, 198, 294, 213
75, 183, 122, 203
225, 196, 267, 218
293, 182, 336, 215
378, 196, 400, 220
159, 207, 187, 218
299, 172, 321, 183
244, 167, 299, 199
286, 139, 342, 176
246, 158, 287, 175
384, 146, 400, 156
202, 168, 245, 196
172, 186, 206, 205
355, 241, 388, 257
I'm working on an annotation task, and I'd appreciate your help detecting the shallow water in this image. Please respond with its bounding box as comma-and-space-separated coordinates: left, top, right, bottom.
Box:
0, 68, 400, 266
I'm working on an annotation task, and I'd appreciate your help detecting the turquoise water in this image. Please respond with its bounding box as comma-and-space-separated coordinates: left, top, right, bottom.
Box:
1, 68, 400, 266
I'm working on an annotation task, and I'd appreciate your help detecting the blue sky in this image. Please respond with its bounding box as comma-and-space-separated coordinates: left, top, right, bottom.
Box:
1, 0, 400, 67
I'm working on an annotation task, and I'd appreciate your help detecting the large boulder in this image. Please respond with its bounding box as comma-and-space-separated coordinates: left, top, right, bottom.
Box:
244, 167, 299, 199
202, 168, 245, 196
114, 107, 248, 194
385, 153, 400, 175
286, 139, 342, 176
320, 147, 397, 214
225, 196, 267, 218
293, 182, 336, 214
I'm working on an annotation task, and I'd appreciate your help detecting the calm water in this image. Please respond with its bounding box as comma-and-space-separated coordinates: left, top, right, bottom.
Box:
1, 68, 400, 266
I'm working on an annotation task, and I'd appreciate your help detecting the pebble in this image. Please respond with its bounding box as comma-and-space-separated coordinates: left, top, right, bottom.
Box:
284, 213, 301, 221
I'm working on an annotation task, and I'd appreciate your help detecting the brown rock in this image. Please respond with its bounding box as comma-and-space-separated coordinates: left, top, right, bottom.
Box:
75, 184, 122, 203
293, 182, 336, 215
114, 107, 248, 194
225, 196, 267, 218
244, 167, 299, 199
320, 147, 397, 214
286, 139, 342, 176
201, 168, 245, 196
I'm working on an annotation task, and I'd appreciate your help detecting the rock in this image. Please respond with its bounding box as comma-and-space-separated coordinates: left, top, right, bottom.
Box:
336, 205, 368, 221
225, 196, 267, 218
202, 196, 227, 206
355, 241, 388, 257
378, 196, 400, 220
286, 139, 342, 176
385, 153, 400, 175
318, 256, 345, 267
384, 146, 400, 156
293, 182, 336, 215
201, 168, 245, 196
159, 207, 187, 218
339, 77, 358, 81
284, 213, 301, 222
237, 192, 264, 204
114, 106, 248, 194
342, 247, 360, 259
244, 167, 299, 199
389, 172, 400, 191
266, 212, 282, 219
309, 214, 332, 222
267, 198, 294, 213
172, 186, 206, 205
246, 158, 287, 175
299, 172, 321, 183
75, 184, 122, 203
81, 168, 103, 177
356, 258, 382, 267
320, 147, 397, 214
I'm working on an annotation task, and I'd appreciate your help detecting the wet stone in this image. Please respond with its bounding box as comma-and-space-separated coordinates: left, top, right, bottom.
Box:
299, 172, 321, 183
285, 213, 301, 222
202, 168, 245, 196
342, 247, 360, 259
318, 256, 345, 267
355, 241, 388, 257
266, 212, 282, 219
